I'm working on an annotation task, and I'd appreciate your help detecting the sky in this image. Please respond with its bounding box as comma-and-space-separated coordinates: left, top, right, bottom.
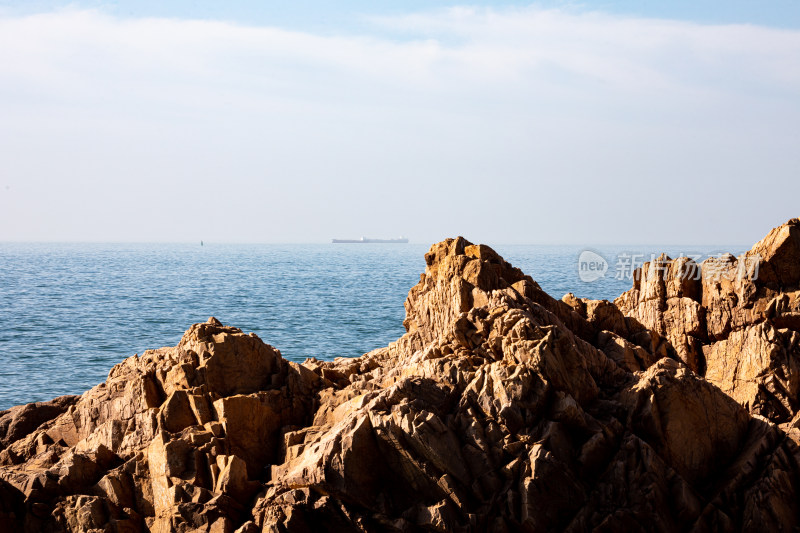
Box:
0, 1, 798, 245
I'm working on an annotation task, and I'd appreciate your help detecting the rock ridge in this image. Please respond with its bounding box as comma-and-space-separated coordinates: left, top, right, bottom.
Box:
1, 220, 799, 532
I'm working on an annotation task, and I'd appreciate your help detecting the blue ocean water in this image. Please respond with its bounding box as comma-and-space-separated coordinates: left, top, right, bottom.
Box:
0, 242, 745, 410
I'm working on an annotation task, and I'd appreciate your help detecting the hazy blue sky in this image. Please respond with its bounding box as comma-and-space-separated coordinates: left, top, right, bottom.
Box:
1, 1, 798, 245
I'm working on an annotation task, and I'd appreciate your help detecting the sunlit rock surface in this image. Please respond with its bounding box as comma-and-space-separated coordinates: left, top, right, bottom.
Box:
2, 220, 800, 532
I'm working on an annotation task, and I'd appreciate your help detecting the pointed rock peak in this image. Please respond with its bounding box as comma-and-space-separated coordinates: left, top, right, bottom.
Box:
179, 319, 243, 349
423, 236, 470, 268
421, 237, 529, 292
749, 218, 800, 289
402, 237, 539, 348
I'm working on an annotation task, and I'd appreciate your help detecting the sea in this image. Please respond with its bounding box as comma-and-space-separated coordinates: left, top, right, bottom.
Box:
0, 242, 746, 410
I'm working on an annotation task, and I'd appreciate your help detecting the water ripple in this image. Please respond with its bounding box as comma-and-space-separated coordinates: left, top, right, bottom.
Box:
0, 242, 742, 409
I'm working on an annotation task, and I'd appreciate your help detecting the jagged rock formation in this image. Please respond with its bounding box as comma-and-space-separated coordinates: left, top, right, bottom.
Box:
2, 220, 800, 532
612, 218, 800, 426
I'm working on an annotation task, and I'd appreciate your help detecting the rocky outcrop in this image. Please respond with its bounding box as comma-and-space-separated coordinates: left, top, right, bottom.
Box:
615, 218, 800, 427
2, 221, 800, 532
0, 320, 321, 532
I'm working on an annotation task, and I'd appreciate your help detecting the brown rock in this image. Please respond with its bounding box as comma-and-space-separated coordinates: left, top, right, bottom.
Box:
3, 222, 800, 531
615, 254, 705, 371
0, 395, 78, 451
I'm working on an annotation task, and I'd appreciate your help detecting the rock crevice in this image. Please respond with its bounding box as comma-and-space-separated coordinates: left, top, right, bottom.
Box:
2, 220, 800, 532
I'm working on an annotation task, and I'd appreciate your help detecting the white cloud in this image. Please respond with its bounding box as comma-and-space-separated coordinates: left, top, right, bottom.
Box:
0, 7, 798, 244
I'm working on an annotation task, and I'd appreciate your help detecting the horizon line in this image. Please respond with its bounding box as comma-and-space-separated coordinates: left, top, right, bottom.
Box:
0, 240, 753, 248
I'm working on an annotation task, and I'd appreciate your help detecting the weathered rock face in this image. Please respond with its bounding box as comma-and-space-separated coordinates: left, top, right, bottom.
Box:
2, 221, 800, 532
0, 321, 321, 532
615, 218, 800, 426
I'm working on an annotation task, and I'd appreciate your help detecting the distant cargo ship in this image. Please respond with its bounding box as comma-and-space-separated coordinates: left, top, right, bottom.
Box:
332, 237, 409, 244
